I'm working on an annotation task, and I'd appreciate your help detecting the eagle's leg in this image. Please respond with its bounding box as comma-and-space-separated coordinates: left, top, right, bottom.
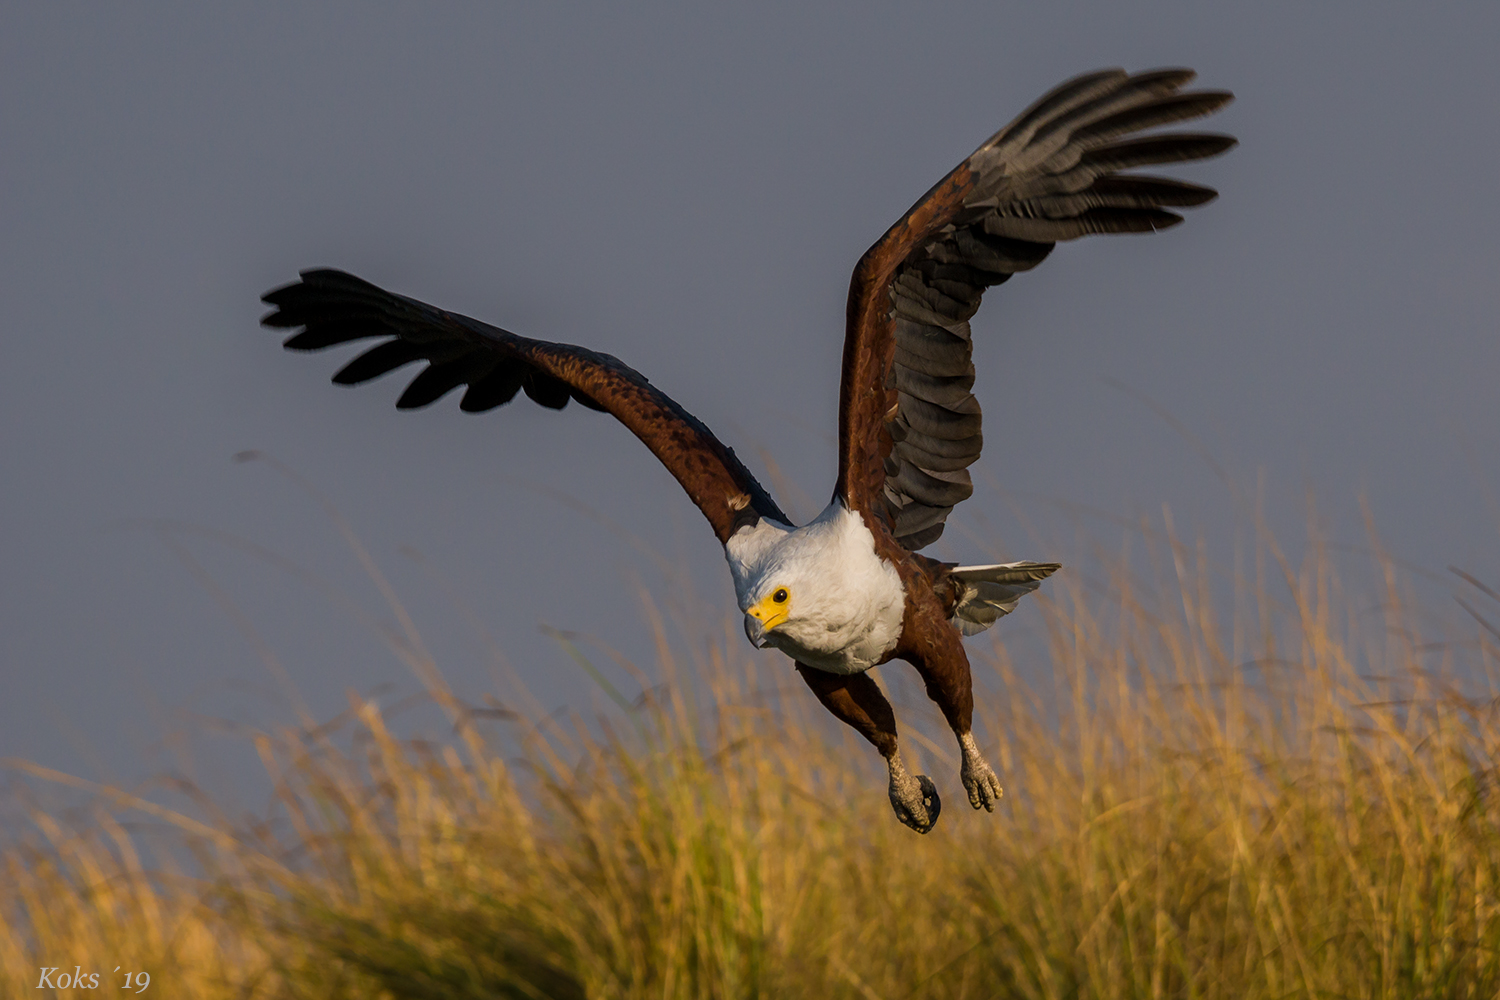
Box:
902, 637, 1003, 812
794, 663, 940, 833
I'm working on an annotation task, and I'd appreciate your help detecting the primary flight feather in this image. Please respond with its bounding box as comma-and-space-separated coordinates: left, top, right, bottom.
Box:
262, 67, 1235, 832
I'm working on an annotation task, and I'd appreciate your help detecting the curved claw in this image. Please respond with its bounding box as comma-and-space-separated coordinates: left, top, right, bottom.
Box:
959, 735, 1004, 812
889, 768, 942, 834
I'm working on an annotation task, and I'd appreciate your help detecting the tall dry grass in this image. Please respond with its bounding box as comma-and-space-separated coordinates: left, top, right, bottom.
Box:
4, 515, 1499, 998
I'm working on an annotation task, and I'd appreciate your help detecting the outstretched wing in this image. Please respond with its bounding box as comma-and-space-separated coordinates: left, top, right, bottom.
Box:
262, 269, 789, 542
837, 68, 1235, 549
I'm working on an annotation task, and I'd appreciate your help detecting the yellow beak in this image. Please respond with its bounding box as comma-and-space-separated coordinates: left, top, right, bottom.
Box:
744, 594, 790, 647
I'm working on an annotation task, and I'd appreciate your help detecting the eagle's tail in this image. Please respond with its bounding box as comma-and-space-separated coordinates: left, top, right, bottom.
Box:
948, 561, 1060, 636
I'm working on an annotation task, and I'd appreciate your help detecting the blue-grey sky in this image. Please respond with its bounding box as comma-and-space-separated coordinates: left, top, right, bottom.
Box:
4, 3, 1498, 803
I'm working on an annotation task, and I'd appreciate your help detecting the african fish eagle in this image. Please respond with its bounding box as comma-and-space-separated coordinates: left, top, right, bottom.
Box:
261, 68, 1235, 832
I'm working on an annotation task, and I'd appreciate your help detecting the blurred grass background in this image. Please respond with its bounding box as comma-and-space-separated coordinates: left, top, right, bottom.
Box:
4, 510, 1500, 999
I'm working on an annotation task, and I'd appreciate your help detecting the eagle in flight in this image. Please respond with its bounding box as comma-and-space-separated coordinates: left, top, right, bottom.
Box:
262, 68, 1234, 833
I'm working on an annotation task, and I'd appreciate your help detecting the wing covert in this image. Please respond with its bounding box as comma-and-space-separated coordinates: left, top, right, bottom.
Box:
262, 269, 789, 542
837, 68, 1235, 549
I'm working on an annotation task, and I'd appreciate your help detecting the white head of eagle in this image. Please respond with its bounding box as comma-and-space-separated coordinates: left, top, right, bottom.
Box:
725, 502, 905, 677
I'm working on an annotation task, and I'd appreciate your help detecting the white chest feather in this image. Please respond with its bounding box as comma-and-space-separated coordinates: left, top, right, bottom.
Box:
724, 502, 906, 674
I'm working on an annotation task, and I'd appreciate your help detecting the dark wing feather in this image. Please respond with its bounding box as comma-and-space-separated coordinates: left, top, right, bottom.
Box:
837, 68, 1234, 550
263, 269, 788, 542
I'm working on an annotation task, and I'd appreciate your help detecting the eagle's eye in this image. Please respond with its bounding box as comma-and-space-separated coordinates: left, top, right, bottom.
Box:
772, 588, 789, 604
